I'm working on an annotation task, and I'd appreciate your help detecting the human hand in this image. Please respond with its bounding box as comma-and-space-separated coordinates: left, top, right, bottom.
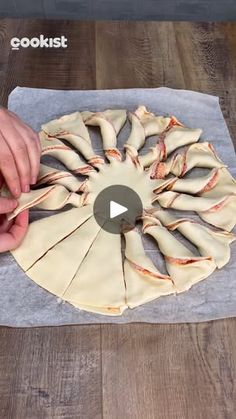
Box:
0, 196, 29, 252
0, 107, 41, 198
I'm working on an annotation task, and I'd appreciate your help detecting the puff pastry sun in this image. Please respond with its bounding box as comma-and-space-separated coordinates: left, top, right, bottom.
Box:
6, 106, 236, 316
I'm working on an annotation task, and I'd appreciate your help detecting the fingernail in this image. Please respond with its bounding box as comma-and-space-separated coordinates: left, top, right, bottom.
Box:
13, 187, 21, 198
23, 185, 30, 193
31, 176, 37, 185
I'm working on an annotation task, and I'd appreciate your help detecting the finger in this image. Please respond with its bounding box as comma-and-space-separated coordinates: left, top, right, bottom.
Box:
0, 197, 18, 214
2, 127, 32, 193
0, 214, 13, 233
10, 112, 41, 152
0, 210, 29, 252
12, 122, 41, 185
0, 135, 21, 197
0, 172, 4, 189
21, 132, 41, 185
28, 134, 41, 185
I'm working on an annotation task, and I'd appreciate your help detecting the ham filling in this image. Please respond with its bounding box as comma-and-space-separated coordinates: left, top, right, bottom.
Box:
88, 156, 104, 165
42, 145, 71, 152
74, 165, 94, 174
197, 169, 219, 194
202, 196, 232, 213
105, 149, 122, 160
167, 219, 197, 230
165, 255, 212, 265
128, 259, 171, 281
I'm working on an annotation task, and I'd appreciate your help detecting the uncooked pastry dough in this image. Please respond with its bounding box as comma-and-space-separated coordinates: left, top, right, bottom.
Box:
155, 191, 236, 231
82, 109, 127, 161
40, 131, 95, 174
142, 216, 216, 292
37, 164, 87, 192
42, 111, 104, 166
3, 105, 235, 316
153, 167, 236, 198
125, 106, 202, 167
7, 184, 84, 220
152, 142, 225, 178
124, 229, 174, 307
152, 209, 235, 268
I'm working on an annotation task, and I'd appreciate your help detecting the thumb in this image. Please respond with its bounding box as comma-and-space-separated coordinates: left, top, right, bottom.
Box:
0, 197, 18, 214
0, 173, 3, 189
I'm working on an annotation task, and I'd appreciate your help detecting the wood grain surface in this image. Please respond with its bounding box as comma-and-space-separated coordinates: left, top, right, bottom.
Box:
0, 20, 235, 419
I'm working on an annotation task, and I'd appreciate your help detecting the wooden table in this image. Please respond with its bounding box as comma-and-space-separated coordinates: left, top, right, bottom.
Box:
0, 20, 236, 419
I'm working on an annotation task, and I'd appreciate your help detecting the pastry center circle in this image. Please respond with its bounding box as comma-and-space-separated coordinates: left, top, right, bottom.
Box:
87, 159, 155, 210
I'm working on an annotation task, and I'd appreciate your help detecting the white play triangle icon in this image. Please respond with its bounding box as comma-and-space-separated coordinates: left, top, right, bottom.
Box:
109, 201, 128, 219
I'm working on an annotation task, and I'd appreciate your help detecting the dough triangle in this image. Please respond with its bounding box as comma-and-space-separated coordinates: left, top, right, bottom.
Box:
125, 106, 170, 150
11, 205, 93, 270
200, 167, 236, 198
156, 191, 236, 231
124, 229, 174, 308
40, 131, 94, 174
42, 111, 103, 164
82, 109, 126, 161
37, 164, 87, 192
63, 227, 126, 315
152, 142, 225, 179
163, 167, 236, 198
26, 216, 101, 296
142, 217, 216, 293
7, 185, 83, 220
154, 210, 235, 268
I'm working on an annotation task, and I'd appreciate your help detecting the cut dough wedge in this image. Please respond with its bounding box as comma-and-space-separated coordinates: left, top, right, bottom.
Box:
82, 109, 127, 161
156, 191, 236, 231
153, 210, 235, 268
26, 216, 101, 297
155, 167, 236, 198
42, 111, 103, 165
40, 131, 94, 174
159, 121, 202, 159
125, 105, 170, 151
124, 229, 174, 308
7, 185, 84, 220
11, 205, 93, 270
152, 142, 225, 179
37, 164, 87, 192
142, 216, 216, 292
63, 227, 127, 315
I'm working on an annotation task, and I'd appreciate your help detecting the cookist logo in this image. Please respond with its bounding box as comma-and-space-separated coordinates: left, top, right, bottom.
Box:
11, 35, 67, 50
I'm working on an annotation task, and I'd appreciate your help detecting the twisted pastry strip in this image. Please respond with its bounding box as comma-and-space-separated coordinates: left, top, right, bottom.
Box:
152, 210, 235, 268
7, 185, 85, 220
82, 109, 127, 161
124, 229, 174, 308
142, 216, 216, 292
135, 115, 202, 170
41, 111, 104, 167
155, 191, 236, 231
125, 105, 170, 152
152, 142, 225, 178
37, 164, 88, 192
153, 167, 236, 198
40, 131, 94, 175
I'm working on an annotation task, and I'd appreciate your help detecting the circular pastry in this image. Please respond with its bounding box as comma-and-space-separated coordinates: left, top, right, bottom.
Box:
7, 106, 236, 315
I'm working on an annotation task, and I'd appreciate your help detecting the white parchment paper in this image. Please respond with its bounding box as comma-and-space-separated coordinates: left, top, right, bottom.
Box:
0, 86, 235, 327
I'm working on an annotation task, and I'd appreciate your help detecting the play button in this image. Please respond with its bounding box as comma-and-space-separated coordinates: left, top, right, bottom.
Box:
110, 201, 127, 219
93, 185, 143, 234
